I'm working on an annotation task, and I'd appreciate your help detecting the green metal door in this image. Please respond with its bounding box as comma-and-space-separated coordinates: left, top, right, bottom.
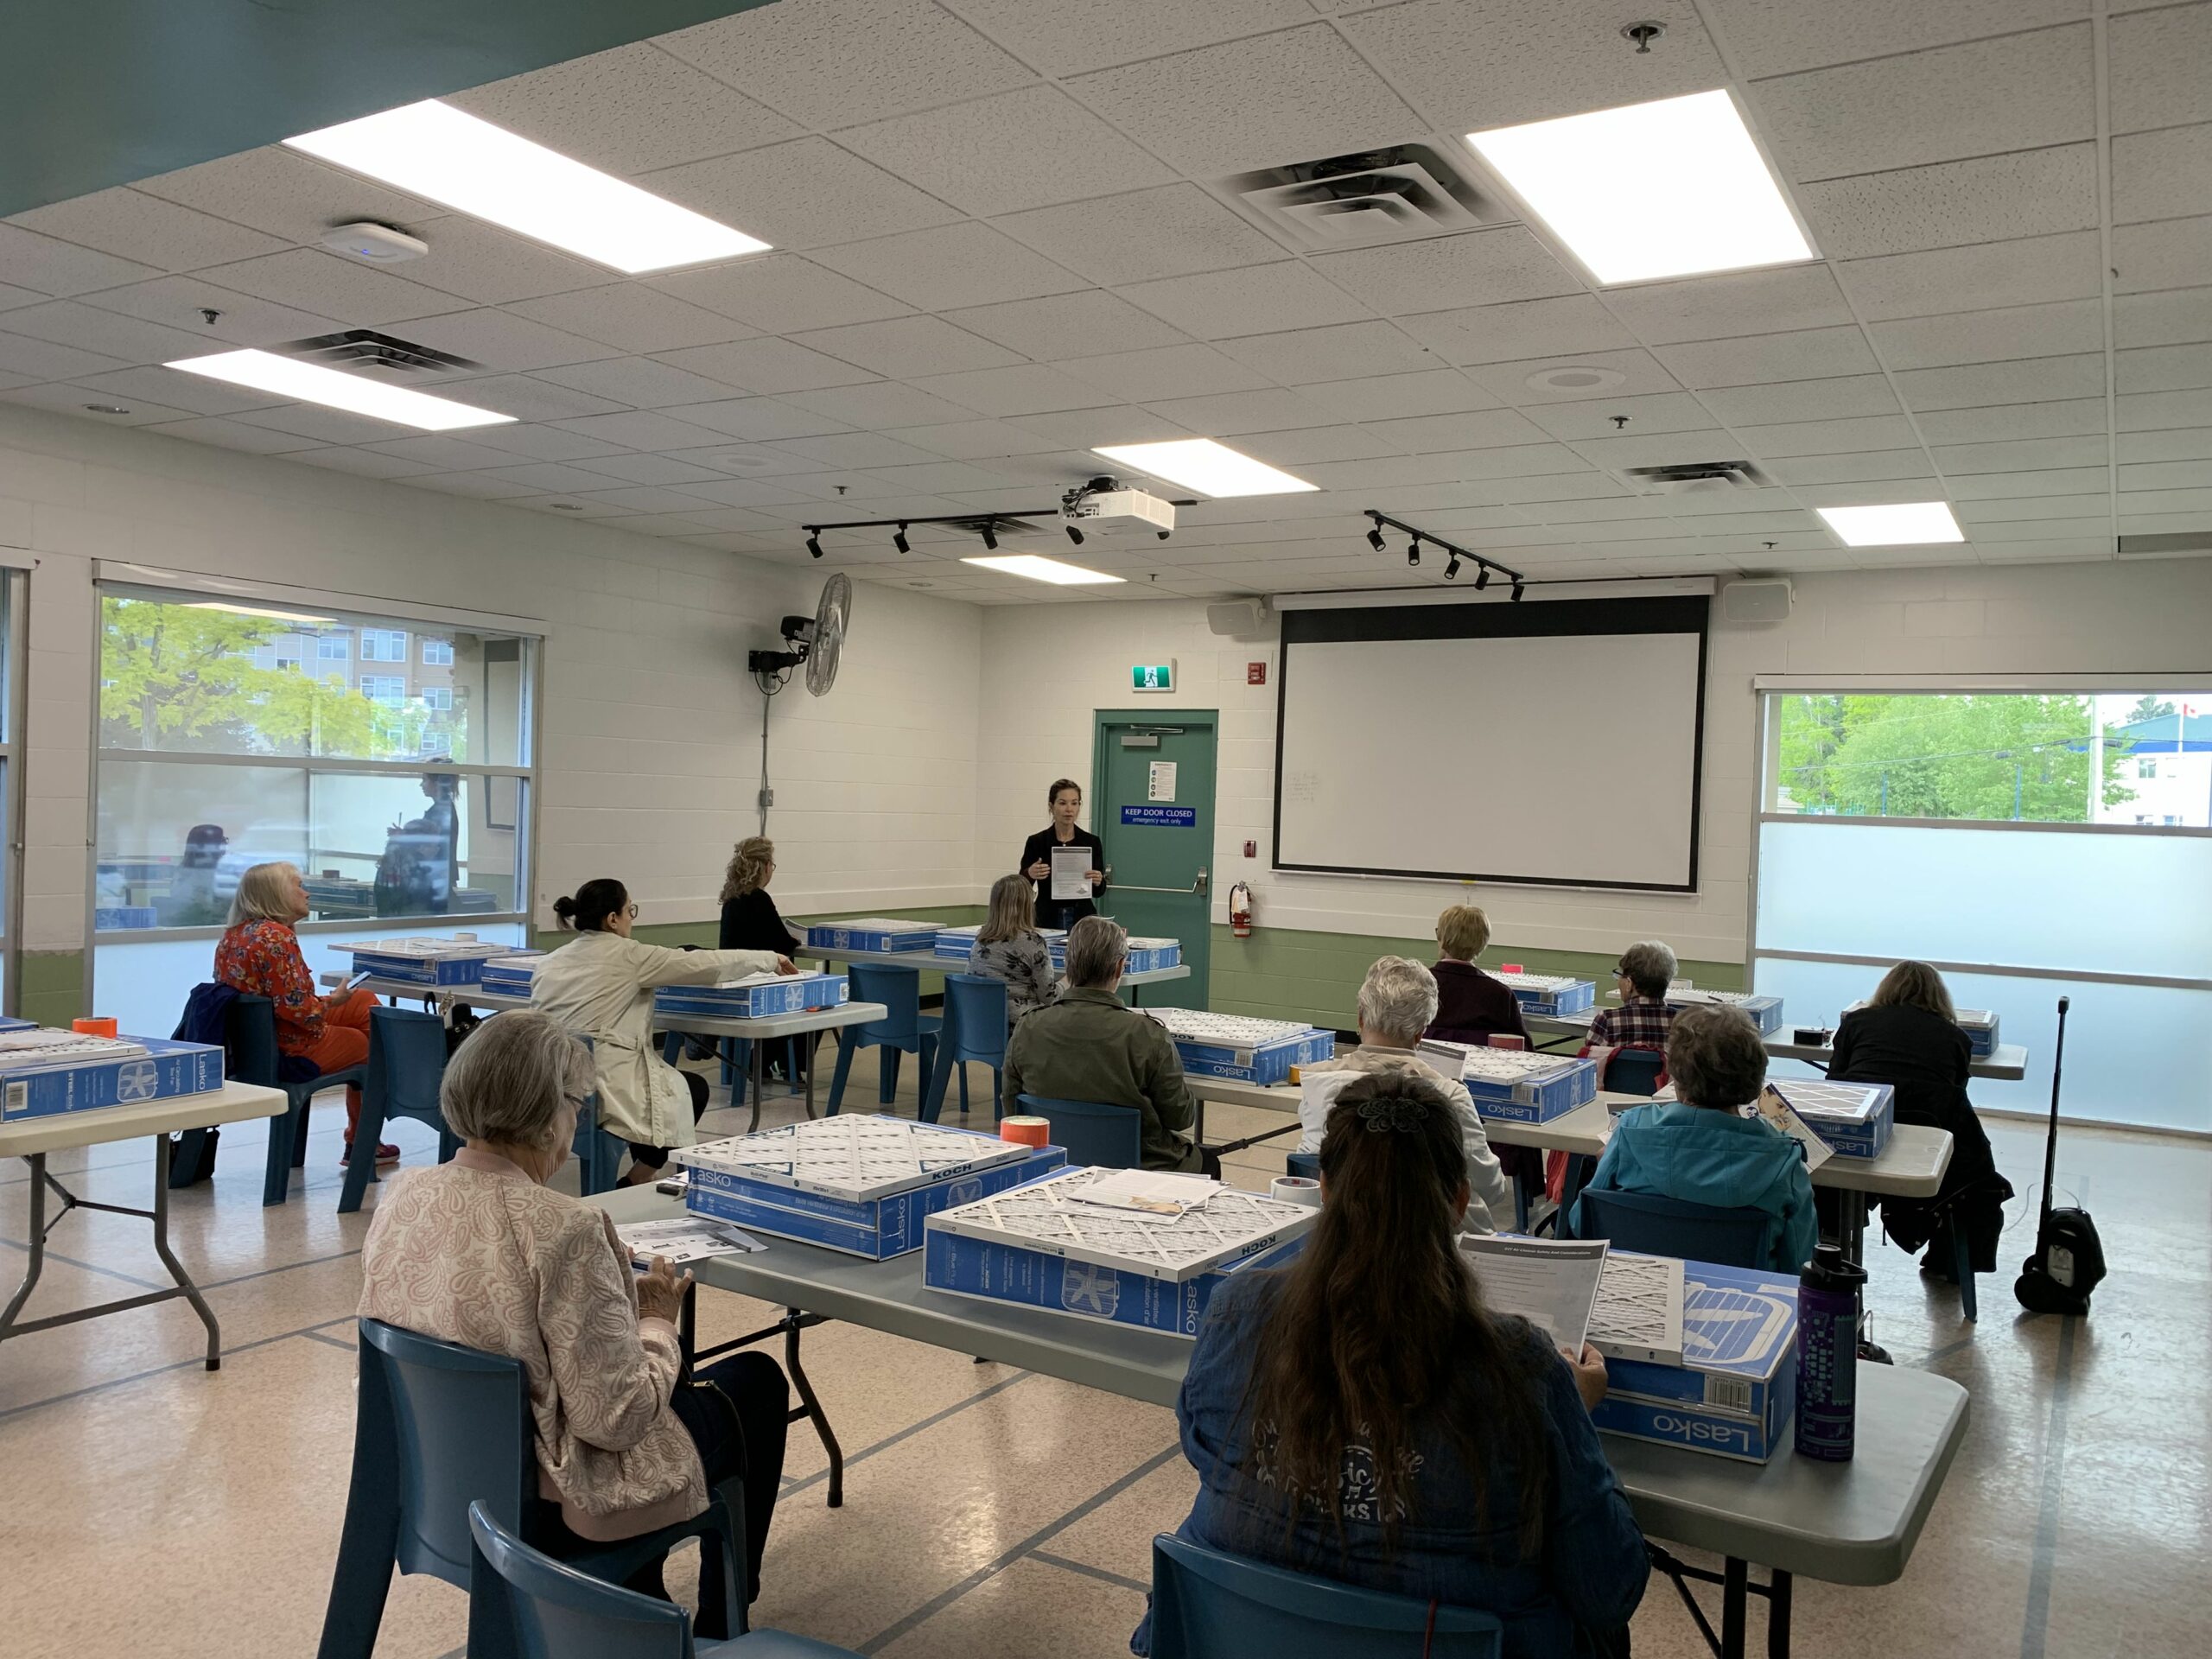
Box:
1095, 711, 1216, 1010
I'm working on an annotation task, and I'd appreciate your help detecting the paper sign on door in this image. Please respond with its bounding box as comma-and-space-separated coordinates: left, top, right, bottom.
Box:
1147, 760, 1178, 802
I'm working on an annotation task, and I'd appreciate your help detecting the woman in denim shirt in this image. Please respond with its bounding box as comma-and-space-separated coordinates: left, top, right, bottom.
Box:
966, 874, 1064, 1024
1145, 1071, 1645, 1658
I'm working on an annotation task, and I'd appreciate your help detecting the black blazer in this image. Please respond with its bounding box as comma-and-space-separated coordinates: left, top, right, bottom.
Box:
1019, 825, 1105, 927
720, 887, 801, 955
1426, 960, 1531, 1047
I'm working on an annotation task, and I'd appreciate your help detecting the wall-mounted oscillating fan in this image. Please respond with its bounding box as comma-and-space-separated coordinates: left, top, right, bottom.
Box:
747, 573, 853, 695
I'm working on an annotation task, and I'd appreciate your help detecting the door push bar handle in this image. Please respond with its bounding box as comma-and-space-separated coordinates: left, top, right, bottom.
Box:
1106, 867, 1208, 896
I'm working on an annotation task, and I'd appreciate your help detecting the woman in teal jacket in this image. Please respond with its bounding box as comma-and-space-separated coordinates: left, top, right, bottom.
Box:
1573, 1002, 1818, 1273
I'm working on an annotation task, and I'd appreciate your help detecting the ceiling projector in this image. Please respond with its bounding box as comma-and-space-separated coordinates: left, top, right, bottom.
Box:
1060, 476, 1173, 544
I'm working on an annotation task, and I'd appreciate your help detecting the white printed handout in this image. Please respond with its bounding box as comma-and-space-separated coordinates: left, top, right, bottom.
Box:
1049, 843, 1092, 900
615, 1217, 767, 1264
1460, 1234, 1610, 1352
1067, 1168, 1221, 1224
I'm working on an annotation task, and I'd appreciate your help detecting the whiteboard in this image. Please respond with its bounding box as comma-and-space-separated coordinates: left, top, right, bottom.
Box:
1274, 617, 1704, 890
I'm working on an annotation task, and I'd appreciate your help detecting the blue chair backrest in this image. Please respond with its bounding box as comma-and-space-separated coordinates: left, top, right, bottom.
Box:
1149, 1534, 1503, 1659
1286, 1151, 1319, 1182
360, 1319, 534, 1586
848, 963, 923, 1046
1573, 1187, 1770, 1269
944, 974, 1008, 1065
366, 1007, 450, 1123
468, 1502, 690, 1659
1018, 1094, 1142, 1170
1602, 1047, 1666, 1096
225, 994, 283, 1087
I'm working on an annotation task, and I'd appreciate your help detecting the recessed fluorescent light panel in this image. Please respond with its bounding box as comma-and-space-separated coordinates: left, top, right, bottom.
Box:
1468, 90, 1812, 283
165, 349, 514, 431
1815, 502, 1966, 547
961, 554, 1126, 586
284, 100, 769, 274
1090, 439, 1316, 499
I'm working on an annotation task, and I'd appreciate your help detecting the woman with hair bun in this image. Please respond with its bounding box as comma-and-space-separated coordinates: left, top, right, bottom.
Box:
1017, 777, 1105, 931
532, 877, 796, 1185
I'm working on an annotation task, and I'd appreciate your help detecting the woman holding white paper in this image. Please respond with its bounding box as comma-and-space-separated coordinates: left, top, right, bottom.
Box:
1017, 777, 1105, 931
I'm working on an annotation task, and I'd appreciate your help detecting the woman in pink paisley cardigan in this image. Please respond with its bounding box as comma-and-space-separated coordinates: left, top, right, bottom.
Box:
357, 1010, 788, 1602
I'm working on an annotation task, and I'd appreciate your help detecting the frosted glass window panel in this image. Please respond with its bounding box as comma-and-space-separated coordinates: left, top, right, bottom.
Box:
1755, 820, 2212, 980
1752, 955, 2212, 1135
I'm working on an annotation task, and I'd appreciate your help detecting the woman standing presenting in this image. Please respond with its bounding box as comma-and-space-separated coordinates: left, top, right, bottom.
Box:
1018, 777, 1105, 931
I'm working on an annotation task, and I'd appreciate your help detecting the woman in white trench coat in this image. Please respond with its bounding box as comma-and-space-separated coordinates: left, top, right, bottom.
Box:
532, 877, 796, 1184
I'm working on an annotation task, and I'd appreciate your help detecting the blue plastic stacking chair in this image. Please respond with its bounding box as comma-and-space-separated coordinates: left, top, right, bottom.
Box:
1285, 1151, 1319, 1181
569, 1030, 624, 1196
318, 1320, 747, 1659
173, 993, 366, 1207
339, 1008, 459, 1213
921, 974, 1007, 1124
1148, 1534, 1503, 1659
1600, 1047, 1667, 1096
1568, 1187, 1770, 1269
824, 964, 939, 1115
1017, 1093, 1143, 1171
467, 1502, 860, 1658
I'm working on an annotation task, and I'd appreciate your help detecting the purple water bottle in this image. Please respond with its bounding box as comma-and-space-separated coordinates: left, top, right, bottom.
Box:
1796, 1243, 1867, 1461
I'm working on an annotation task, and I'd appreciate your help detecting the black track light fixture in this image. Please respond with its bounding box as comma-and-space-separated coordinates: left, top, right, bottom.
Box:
982, 523, 999, 551
1364, 508, 1525, 601
1510, 580, 1526, 602
1444, 553, 1462, 581
1367, 524, 1386, 552
1065, 524, 1084, 547
805, 531, 823, 559
1407, 537, 1421, 568
893, 523, 910, 555
1474, 565, 1491, 591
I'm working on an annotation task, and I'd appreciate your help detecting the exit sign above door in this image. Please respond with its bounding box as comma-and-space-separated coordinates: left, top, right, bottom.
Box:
1131, 661, 1176, 693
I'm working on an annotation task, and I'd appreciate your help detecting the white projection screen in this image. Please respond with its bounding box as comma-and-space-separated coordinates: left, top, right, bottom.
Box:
1274, 596, 1709, 891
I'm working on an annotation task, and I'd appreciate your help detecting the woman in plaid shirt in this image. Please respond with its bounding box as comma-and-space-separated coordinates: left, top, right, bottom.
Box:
1585, 939, 1679, 1052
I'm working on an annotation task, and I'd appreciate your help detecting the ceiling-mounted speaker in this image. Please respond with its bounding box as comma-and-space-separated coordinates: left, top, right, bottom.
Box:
1722, 578, 1793, 624
1206, 598, 1274, 639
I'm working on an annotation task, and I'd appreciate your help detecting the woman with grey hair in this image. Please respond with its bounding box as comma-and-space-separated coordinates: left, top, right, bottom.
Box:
357, 1011, 789, 1605
1572, 1002, 1817, 1272
213, 860, 391, 1166
1297, 956, 1513, 1233
1586, 939, 1680, 1054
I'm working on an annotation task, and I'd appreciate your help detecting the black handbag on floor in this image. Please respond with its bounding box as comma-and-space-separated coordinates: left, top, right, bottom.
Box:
2015, 997, 2107, 1316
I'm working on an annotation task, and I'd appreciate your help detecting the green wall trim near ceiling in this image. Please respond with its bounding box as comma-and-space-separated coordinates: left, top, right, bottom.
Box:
5, 1, 779, 216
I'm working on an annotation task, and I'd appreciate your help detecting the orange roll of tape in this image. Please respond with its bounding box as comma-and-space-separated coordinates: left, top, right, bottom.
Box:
999, 1116, 1050, 1147
73, 1016, 119, 1039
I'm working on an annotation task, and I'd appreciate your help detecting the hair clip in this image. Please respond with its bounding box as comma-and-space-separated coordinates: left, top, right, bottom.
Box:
1357, 1096, 1428, 1134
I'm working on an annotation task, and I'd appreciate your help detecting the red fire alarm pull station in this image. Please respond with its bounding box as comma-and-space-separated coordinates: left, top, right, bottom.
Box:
1243, 840, 1256, 858
1248, 662, 1267, 685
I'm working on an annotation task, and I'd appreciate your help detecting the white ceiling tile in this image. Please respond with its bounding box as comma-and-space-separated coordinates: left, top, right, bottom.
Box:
362, 435, 540, 471
231, 403, 418, 445
1138, 386, 1338, 435
8, 185, 289, 272
2120, 457, 2212, 488
1116, 262, 1371, 341
940, 291, 1189, 362
1734, 414, 1923, 457
75, 276, 343, 346
1307, 227, 1580, 317
0, 281, 43, 310
75, 365, 278, 416
1840, 229, 2103, 321
197, 249, 460, 326
995, 184, 1284, 285
841, 86, 1176, 217
769, 431, 959, 469
1529, 391, 1735, 440
1931, 435, 2109, 474
1959, 493, 2110, 524
1763, 448, 1936, 486
1290, 452, 1474, 491
0, 329, 130, 381
401, 308, 620, 372
662, 474, 823, 506
0, 299, 229, 365
653, 254, 911, 333
1312, 367, 1503, 422
0, 383, 198, 424
446, 40, 802, 175
140, 415, 324, 454
1944, 467, 2108, 499
880, 417, 1064, 461
563, 484, 726, 516
2112, 215, 2212, 295
945, 0, 1314, 74
1755, 25, 2094, 182
811, 223, 1088, 311
2119, 388, 2212, 429
0, 223, 162, 296
549, 411, 739, 450
2118, 343, 2212, 394
1467, 346, 1682, 403
1429, 442, 1587, 481
2110, 124, 2212, 226
1006, 406, 1191, 448
2117, 508, 2212, 537
661, 0, 1034, 126
661, 442, 828, 478
1344, 0, 1728, 130
2113, 288, 2212, 350
1913, 398, 2108, 445
1655, 326, 1877, 388
1601, 264, 1855, 346
435, 373, 628, 423
2108, 3, 2212, 134
479, 461, 632, 493
1217, 319, 1436, 384
287, 446, 442, 480
133, 144, 439, 244
1799, 145, 2099, 260
1565, 429, 1733, 471
1970, 514, 2112, 543
660, 396, 855, 442
780, 379, 999, 426
1233, 423, 1396, 466
858, 459, 1040, 496
532, 356, 744, 408
652, 337, 879, 394
1895, 353, 2107, 412
1870, 298, 2107, 372
788, 315, 1023, 378
1362, 407, 1553, 454
644, 137, 962, 251
1696, 376, 1900, 426
391, 217, 605, 306
505, 284, 753, 355
1704, 0, 2086, 79
1066, 23, 1427, 175
505, 493, 637, 518
1053, 342, 1274, 403
1395, 293, 1630, 365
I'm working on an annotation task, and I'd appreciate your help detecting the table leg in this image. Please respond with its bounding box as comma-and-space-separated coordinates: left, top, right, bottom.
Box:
1767, 1569, 1791, 1659
0, 1154, 50, 1343
748, 1039, 767, 1135
1721, 1557, 1748, 1659
786, 1312, 842, 1509
145, 1135, 222, 1371
803, 1032, 819, 1121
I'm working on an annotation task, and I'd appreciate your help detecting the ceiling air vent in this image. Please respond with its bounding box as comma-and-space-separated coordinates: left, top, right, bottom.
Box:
1218, 144, 1498, 249
1619, 461, 1770, 497
2117, 531, 2211, 559
276, 329, 483, 377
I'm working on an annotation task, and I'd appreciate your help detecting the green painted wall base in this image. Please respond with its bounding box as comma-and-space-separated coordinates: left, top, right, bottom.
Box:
17, 949, 86, 1028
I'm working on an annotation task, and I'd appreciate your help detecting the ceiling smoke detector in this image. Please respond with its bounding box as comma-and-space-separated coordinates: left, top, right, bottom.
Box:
1619, 460, 1770, 496
1217, 143, 1498, 250
320, 221, 429, 264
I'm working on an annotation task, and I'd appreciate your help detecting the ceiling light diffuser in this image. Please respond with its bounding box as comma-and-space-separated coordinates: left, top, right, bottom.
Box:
1468, 90, 1812, 284
165, 349, 513, 431
285, 99, 769, 274
1091, 439, 1316, 499
961, 554, 1126, 587
1815, 502, 1965, 547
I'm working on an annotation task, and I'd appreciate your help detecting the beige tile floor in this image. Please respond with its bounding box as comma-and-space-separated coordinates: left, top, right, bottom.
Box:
2, 1056, 2204, 1659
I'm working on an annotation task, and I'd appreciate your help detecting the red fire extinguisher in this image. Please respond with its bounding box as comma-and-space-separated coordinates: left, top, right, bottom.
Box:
1229, 881, 1254, 939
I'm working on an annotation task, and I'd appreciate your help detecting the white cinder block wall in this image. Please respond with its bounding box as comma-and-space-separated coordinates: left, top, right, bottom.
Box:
973, 557, 2212, 966
0, 405, 982, 971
